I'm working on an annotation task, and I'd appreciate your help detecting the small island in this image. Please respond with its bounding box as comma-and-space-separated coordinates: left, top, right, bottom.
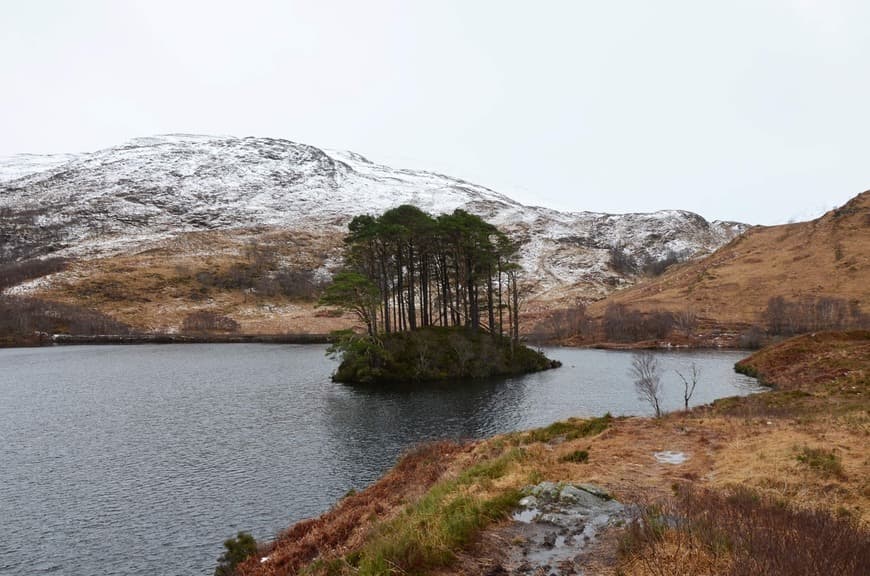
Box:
327, 326, 559, 384
318, 205, 560, 384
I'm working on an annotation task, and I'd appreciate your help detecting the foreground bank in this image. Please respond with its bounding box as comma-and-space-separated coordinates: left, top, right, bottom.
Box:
237, 330, 869, 575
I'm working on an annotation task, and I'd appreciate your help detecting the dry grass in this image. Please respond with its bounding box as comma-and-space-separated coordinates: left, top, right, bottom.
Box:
239, 406, 869, 575
618, 527, 734, 576
11, 192, 869, 342
238, 441, 475, 576
30, 226, 352, 334
234, 331, 870, 576
734, 330, 870, 392
587, 191, 870, 332
708, 422, 868, 522
26, 224, 548, 336
606, 333, 870, 575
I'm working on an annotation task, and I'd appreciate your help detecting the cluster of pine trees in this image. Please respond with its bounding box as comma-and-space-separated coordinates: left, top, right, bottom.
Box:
319, 205, 524, 342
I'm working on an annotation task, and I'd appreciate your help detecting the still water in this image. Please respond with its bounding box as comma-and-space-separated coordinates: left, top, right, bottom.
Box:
0, 344, 759, 575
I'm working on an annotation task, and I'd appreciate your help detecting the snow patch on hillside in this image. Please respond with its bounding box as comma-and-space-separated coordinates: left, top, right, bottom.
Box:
0, 153, 81, 182
0, 134, 748, 299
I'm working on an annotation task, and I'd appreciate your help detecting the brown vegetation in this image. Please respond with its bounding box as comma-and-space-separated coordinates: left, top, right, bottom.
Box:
734, 329, 869, 391
238, 330, 869, 576
7, 192, 867, 344
621, 486, 869, 576
764, 295, 867, 336
237, 442, 475, 576
603, 304, 674, 342
0, 295, 133, 345
0, 257, 68, 291
182, 311, 240, 333
13, 227, 350, 336
587, 191, 870, 341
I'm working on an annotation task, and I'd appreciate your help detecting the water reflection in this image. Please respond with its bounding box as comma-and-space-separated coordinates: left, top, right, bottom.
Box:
0, 344, 759, 576
318, 346, 759, 493
321, 377, 530, 486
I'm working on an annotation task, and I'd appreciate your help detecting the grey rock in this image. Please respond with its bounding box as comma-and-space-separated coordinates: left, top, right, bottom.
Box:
519, 495, 539, 508
532, 481, 561, 500
576, 483, 612, 500
538, 513, 562, 525
558, 484, 585, 503
542, 533, 557, 548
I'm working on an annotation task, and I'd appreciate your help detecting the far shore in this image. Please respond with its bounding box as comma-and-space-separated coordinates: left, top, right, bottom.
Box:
1, 331, 750, 351
0, 332, 332, 348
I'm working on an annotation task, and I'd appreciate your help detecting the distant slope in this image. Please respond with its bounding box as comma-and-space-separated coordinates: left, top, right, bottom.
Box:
0, 134, 746, 334
0, 152, 81, 182
588, 191, 870, 331
0, 135, 743, 292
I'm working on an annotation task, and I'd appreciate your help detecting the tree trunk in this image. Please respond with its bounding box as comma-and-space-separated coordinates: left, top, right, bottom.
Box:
486, 265, 495, 335
407, 240, 416, 330
511, 273, 519, 344
497, 261, 503, 336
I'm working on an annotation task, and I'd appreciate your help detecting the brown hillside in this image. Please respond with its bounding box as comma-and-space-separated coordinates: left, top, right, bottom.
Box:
735, 330, 869, 392
23, 227, 352, 335
588, 191, 870, 330
13, 192, 867, 339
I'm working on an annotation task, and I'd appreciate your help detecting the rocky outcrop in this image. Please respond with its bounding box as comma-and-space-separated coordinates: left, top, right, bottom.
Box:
500, 482, 626, 575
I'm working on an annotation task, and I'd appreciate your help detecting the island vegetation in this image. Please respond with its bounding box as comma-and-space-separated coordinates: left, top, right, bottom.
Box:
318, 205, 558, 383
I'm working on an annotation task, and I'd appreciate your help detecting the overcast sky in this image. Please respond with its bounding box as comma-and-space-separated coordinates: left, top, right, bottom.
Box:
1, 1, 868, 224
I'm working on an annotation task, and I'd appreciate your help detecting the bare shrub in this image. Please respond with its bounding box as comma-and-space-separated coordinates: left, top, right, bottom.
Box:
676, 362, 700, 411
620, 486, 870, 576
193, 258, 324, 300
604, 304, 674, 342
764, 295, 790, 335
645, 310, 675, 339
603, 303, 651, 342
541, 303, 591, 340
631, 351, 663, 417
0, 257, 68, 291
674, 307, 698, 338
0, 295, 133, 336
738, 325, 766, 349
182, 311, 240, 333
765, 295, 867, 335
641, 249, 684, 277
255, 269, 325, 299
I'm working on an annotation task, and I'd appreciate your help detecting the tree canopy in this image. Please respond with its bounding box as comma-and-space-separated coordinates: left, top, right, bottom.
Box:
319, 205, 524, 342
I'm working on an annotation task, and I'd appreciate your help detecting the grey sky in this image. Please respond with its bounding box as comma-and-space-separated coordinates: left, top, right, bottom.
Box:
1, 1, 868, 225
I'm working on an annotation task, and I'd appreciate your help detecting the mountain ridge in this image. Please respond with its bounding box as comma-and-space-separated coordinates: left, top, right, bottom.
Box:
1, 134, 748, 334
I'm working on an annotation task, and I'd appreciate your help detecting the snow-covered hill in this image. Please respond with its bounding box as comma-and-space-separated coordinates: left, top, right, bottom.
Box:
0, 152, 82, 182
0, 134, 747, 300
